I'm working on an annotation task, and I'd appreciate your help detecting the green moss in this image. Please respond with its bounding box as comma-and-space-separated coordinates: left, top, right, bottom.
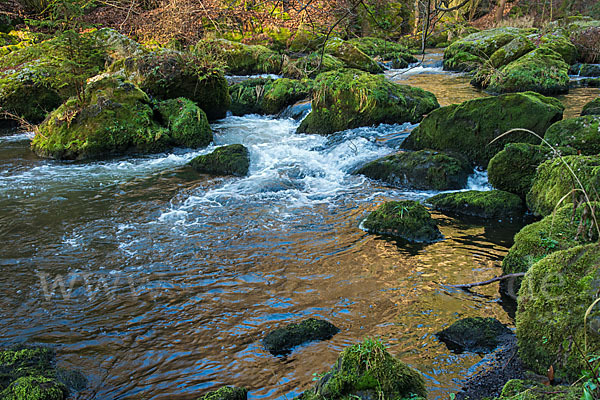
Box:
516, 244, 600, 382
198, 386, 247, 400
189, 144, 250, 176
303, 338, 427, 400
543, 115, 600, 155
443, 51, 483, 72
502, 202, 599, 276
527, 155, 600, 216
324, 38, 383, 74
281, 53, 345, 79
297, 69, 439, 135
196, 39, 282, 75
402, 92, 564, 166
263, 318, 339, 355
539, 33, 578, 65
428, 190, 524, 219
488, 143, 577, 198
229, 77, 312, 116
154, 97, 213, 148
0, 375, 66, 400
355, 150, 472, 191
113, 49, 230, 120
582, 97, 600, 116
436, 317, 511, 353
580, 64, 600, 77
347, 37, 411, 60
489, 36, 535, 68
491, 379, 583, 399
287, 28, 327, 53
363, 200, 442, 243
487, 48, 570, 95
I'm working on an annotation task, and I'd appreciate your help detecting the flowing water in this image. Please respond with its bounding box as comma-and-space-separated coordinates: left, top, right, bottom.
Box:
0, 52, 598, 400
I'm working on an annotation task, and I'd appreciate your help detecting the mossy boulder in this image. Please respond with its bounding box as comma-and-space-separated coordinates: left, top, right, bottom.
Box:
402, 92, 564, 166
297, 69, 439, 135
582, 97, 600, 116
281, 53, 345, 79
263, 318, 340, 356
543, 115, 600, 155
492, 379, 583, 399
527, 155, 600, 216
580, 64, 600, 77
444, 27, 524, 72
489, 36, 536, 68
196, 39, 282, 75
0, 375, 67, 400
516, 244, 600, 382
324, 38, 383, 74
428, 190, 524, 219
197, 386, 248, 400
110, 49, 230, 120
229, 78, 311, 116
31, 78, 212, 160
287, 29, 327, 53
300, 338, 427, 400
354, 150, 472, 191
436, 317, 511, 353
363, 200, 442, 243
487, 48, 570, 95
539, 33, 578, 65
488, 143, 577, 198
347, 37, 413, 61
189, 144, 250, 177
502, 202, 599, 277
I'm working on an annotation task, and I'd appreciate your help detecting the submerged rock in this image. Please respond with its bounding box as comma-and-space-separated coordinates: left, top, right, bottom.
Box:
229, 77, 311, 116
297, 69, 438, 135
363, 200, 442, 243
487, 48, 570, 95
354, 150, 472, 191
189, 144, 250, 177
402, 92, 564, 166
198, 386, 248, 400
109, 49, 230, 120
427, 190, 524, 219
527, 155, 600, 216
487, 143, 576, 198
300, 338, 427, 400
582, 97, 600, 115
543, 115, 600, 155
263, 318, 340, 356
436, 317, 511, 353
517, 244, 600, 382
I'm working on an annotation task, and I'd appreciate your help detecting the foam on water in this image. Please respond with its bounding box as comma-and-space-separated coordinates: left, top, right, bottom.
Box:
0, 131, 35, 142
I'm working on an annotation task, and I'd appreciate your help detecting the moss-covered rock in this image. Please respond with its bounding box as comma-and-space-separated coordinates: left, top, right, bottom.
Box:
488, 143, 577, 198
197, 386, 248, 400
444, 27, 524, 72
543, 115, 600, 155
363, 200, 442, 243
502, 202, 598, 278
428, 190, 524, 219
492, 379, 583, 399
0, 375, 67, 400
487, 48, 570, 95
402, 92, 564, 166
229, 78, 311, 116
300, 338, 427, 400
281, 53, 345, 79
287, 29, 327, 53
580, 64, 600, 77
189, 144, 250, 176
154, 97, 213, 148
324, 38, 383, 74
539, 33, 578, 65
582, 97, 600, 116
436, 317, 511, 353
263, 318, 340, 356
489, 36, 536, 68
354, 150, 472, 191
31, 78, 211, 160
347, 37, 414, 61
297, 69, 438, 135
527, 155, 600, 216
110, 49, 230, 120
516, 244, 600, 382
196, 39, 282, 75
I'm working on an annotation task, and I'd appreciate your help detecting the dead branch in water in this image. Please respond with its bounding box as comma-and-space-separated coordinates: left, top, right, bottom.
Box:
449, 273, 526, 289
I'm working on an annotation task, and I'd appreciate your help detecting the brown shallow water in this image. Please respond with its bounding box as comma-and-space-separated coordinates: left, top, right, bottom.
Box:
0, 55, 597, 400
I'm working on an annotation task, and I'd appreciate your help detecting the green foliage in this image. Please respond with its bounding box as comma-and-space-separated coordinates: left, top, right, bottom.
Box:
195, 39, 282, 75
402, 91, 564, 166
354, 150, 472, 191
363, 200, 442, 243
427, 190, 524, 219
297, 69, 439, 135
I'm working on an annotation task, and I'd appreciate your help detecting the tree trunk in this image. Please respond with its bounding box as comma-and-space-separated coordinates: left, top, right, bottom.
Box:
495, 0, 507, 23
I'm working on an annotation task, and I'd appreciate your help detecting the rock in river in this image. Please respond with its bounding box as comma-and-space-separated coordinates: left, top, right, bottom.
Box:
263, 318, 340, 356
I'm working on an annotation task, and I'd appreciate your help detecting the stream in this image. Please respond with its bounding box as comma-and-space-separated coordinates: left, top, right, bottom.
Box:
0, 51, 598, 400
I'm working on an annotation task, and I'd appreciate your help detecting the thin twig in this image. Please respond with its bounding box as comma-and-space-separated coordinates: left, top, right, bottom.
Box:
448, 273, 526, 289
